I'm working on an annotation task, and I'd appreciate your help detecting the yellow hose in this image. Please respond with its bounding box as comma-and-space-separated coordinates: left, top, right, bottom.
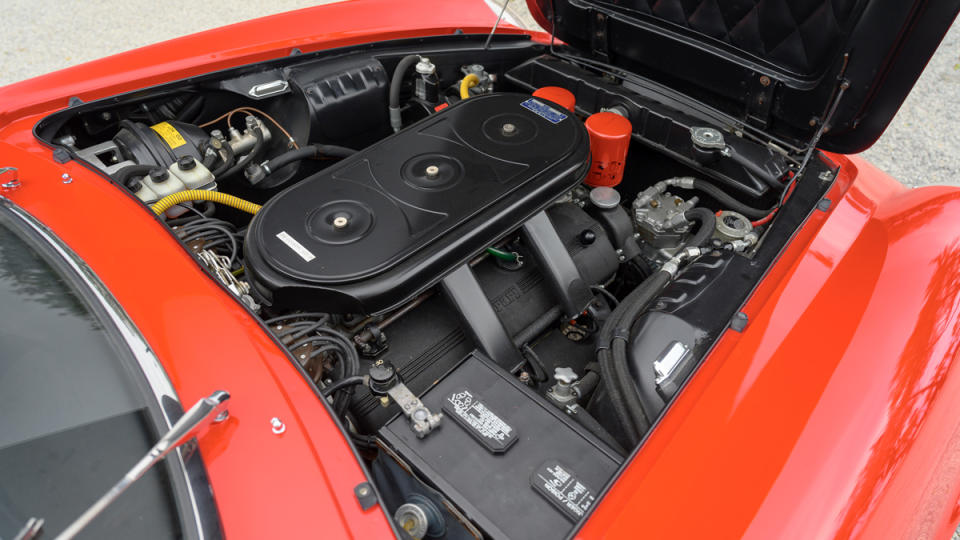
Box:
151, 190, 262, 216
460, 73, 480, 99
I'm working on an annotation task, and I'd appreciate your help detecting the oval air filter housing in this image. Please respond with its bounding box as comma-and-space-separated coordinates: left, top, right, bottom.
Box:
244, 93, 590, 314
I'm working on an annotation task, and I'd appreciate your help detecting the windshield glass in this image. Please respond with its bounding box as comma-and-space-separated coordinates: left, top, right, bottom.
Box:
0, 216, 182, 539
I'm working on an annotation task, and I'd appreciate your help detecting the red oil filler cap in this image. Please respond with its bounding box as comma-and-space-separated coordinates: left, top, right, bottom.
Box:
532, 86, 575, 112
584, 111, 632, 187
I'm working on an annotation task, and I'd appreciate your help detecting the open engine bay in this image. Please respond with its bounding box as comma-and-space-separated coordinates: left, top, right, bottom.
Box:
38, 34, 835, 539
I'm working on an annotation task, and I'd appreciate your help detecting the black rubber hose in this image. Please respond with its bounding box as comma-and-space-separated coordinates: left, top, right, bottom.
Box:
196, 140, 219, 170
613, 271, 671, 428
576, 364, 601, 401
210, 141, 236, 178
312, 144, 357, 159
597, 348, 639, 444
521, 344, 549, 383
389, 55, 421, 109
614, 329, 664, 426
389, 54, 422, 132
725, 146, 785, 192
165, 201, 215, 226
590, 285, 619, 308
177, 95, 204, 122
264, 144, 357, 173
684, 207, 716, 247
513, 305, 562, 348
568, 405, 628, 456
201, 151, 218, 169
322, 375, 366, 397
688, 179, 773, 220
597, 270, 672, 442
217, 127, 262, 180
112, 164, 158, 189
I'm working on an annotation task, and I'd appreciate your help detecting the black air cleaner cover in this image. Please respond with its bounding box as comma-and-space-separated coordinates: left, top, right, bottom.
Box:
244, 93, 590, 314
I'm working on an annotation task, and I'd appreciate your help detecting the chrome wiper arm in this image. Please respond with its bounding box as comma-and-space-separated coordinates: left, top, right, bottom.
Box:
54, 390, 230, 540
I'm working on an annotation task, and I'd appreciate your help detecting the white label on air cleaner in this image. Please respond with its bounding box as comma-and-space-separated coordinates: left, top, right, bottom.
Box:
276, 231, 315, 262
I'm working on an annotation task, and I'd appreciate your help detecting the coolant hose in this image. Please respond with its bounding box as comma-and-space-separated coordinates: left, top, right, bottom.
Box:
460, 73, 480, 99
389, 54, 422, 132
684, 207, 716, 247
112, 164, 158, 189
263, 144, 357, 173
567, 404, 627, 456
688, 179, 773, 220
321, 375, 367, 397
597, 270, 672, 443
151, 190, 261, 216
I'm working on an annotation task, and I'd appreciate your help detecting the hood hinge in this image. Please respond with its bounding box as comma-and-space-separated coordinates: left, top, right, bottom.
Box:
590, 10, 610, 63
745, 73, 776, 129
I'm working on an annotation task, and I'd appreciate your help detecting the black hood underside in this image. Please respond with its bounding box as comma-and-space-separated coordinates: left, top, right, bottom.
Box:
534, 0, 960, 152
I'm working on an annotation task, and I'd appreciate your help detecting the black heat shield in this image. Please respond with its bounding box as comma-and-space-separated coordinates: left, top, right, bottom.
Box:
530, 0, 960, 153
244, 93, 590, 314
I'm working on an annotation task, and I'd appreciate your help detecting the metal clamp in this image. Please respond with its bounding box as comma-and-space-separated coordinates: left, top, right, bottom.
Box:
386, 382, 442, 438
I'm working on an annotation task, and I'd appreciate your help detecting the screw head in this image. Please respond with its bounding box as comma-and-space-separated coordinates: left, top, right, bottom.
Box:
333, 216, 349, 229
61, 173, 73, 184
425, 165, 440, 179
501, 123, 517, 137
759, 75, 771, 87
270, 417, 286, 434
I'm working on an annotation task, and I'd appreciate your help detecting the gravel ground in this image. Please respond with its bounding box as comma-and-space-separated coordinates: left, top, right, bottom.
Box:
861, 21, 960, 186
0, 0, 329, 85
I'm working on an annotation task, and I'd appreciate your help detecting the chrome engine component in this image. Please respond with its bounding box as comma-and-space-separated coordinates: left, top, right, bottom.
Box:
197, 249, 259, 310
632, 185, 698, 250
714, 210, 753, 242
460, 64, 495, 95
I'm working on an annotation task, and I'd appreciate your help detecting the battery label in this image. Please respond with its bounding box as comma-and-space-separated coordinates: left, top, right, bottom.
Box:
520, 98, 567, 124
531, 461, 597, 522
443, 388, 517, 453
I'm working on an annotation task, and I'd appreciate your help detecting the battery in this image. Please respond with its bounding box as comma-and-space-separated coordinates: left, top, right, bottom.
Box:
379, 351, 622, 539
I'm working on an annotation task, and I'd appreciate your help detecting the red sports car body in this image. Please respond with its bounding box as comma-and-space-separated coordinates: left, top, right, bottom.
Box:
1, 0, 959, 538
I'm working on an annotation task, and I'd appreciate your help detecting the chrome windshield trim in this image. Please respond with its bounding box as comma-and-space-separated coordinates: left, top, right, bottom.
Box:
0, 195, 215, 540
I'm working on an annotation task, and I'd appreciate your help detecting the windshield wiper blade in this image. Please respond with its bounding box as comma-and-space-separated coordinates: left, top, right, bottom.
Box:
54, 390, 230, 540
